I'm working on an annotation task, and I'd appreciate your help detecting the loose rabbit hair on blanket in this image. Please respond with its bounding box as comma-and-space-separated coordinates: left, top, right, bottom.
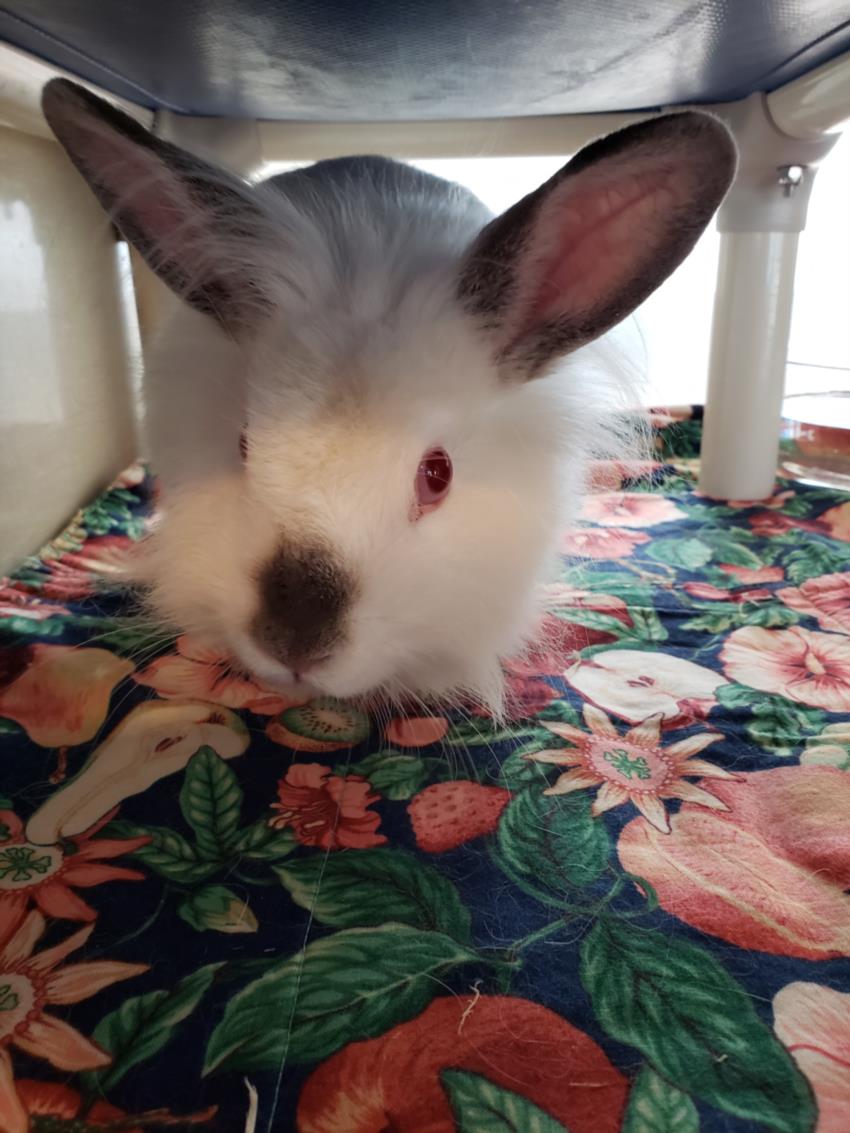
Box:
41, 78, 736, 713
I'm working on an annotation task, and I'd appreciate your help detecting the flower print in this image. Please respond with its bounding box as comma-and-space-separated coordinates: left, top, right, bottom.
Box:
6, 1079, 217, 1133
527, 705, 731, 833
0, 587, 69, 622
530, 596, 634, 664
801, 721, 850, 769
773, 982, 850, 1132
819, 500, 850, 541
682, 581, 772, 603
567, 649, 727, 726
587, 459, 663, 491
728, 489, 796, 509
25, 700, 249, 844
721, 625, 850, 711
581, 492, 686, 528
561, 527, 650, 559
649, 405, 693, 429
0, 809, 147, 927
618, 766, 850, 958
34, 536, 134, 600
135, 635, 299, 714
0, 910, 147, 1123
297, 995, 627, 1133
747, 511, 819, 538
778, 572, 850, 635
499, 673, 560, 720
0, 644, 133, 748
385, 716, 448, 747
7, 1079, 142, 1133
269, 764, 386, 850
717, 563, 784, 584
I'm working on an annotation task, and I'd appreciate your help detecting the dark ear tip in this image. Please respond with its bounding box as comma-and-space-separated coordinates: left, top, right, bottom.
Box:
660, 110, 737, 163
41, 77, 83, 116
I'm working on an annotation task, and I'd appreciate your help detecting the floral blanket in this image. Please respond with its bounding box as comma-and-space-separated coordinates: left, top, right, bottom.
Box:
1, 406, 849, 1133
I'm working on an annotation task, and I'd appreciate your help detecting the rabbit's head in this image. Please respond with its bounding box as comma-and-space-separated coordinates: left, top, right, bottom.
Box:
42, 79, 735, 710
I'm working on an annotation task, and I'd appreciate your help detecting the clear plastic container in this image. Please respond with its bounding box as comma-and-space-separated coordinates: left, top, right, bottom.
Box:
780, 391, 850, 488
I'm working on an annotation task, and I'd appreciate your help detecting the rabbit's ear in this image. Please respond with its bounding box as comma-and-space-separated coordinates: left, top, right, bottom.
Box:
42, 79, 271, 333
458, 111, 736, 379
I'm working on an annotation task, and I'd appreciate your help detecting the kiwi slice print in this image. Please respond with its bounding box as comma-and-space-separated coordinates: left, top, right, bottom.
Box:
280, 698, 371, 744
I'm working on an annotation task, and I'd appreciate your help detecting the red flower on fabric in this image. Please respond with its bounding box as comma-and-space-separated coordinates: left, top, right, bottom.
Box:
586, 459, 663, 491
0, 587, 69, 622
717, 563, 784, 584
269, 764, 386, 850
747, 512, 820, 538
682, 581, 772, 603
561, 527, 650, 559
135, 635, 298, 714
721, 625, 850, 711
618, 766, 850, 959
819, 500, 850, 541
773, 982, 850, 1132
0, 810, 148, 926
728, 489, 796, 510
298, 995, 628, 1133
581, 492, 685, 528
4, 1079, 217, 1133
523, 600, 634, 673
779, 572, 850, 635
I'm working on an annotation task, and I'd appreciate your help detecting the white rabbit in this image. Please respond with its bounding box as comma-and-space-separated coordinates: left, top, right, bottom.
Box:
41, 79, 735, 712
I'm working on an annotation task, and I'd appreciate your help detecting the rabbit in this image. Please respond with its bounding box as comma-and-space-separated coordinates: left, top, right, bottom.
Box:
41, 78, 736, 713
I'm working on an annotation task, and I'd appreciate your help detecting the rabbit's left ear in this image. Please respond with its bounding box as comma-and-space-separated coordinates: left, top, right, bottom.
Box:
41, 78, 272, 333
458, 111, 736, 379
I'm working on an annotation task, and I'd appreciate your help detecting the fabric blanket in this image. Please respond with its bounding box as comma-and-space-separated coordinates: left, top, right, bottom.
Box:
0, 406, 849, 1133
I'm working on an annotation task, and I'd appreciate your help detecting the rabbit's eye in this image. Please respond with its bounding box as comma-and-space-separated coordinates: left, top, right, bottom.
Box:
239, 429, 248, 461
414, 448, 452, 518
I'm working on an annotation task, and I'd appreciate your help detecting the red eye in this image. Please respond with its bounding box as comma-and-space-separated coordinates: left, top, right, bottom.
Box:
239, 429, 248, 461
414, 448, 452, 518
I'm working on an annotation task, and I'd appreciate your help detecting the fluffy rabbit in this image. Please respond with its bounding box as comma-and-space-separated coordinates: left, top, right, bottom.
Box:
41, 78, 735, 711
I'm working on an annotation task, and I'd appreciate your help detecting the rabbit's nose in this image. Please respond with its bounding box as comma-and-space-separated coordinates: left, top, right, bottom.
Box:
251, 541, 354, 674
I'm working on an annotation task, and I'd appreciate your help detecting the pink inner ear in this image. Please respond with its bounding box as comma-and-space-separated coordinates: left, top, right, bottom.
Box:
527, 167, 681, 327
75, 123, 207, 262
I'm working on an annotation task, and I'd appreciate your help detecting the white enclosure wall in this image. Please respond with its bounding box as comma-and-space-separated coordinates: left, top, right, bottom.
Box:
0, 124, 140, 575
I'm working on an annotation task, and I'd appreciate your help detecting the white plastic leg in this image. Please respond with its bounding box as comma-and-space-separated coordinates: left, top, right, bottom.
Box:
699, 231, 800, 500
697, 93, 841, 500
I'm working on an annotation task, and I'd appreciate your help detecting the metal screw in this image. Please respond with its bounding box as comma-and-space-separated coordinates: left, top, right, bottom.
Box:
777, 164, 805, 197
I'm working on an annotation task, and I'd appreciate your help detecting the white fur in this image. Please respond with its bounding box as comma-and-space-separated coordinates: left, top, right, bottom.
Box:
132, 165, 641, 712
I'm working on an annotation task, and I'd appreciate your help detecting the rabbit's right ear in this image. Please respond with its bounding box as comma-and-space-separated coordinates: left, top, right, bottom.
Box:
458, 111, 736, 380
42, 79, 271, 333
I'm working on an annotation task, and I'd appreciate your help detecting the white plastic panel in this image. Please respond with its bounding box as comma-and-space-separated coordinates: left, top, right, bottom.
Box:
0, 125, 140, 575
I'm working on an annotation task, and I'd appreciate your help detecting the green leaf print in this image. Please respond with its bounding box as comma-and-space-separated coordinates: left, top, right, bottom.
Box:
274, 848, 472, 941
784, 541, 850, 584
203, 925, 478, 1072
105, 821, 219, 883
497, 787, 610, 895
81, 963, 222, 1095
623, 1067, 699, 1133
179, 746, 244, 858
580, 919, 815, 1133
647, 538, 713, 570
442, 1070, 569, 1132
348, 751, 435, 799
178, 885, 258, 933
231, 821, 297, 860
716, 685, 826, 756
